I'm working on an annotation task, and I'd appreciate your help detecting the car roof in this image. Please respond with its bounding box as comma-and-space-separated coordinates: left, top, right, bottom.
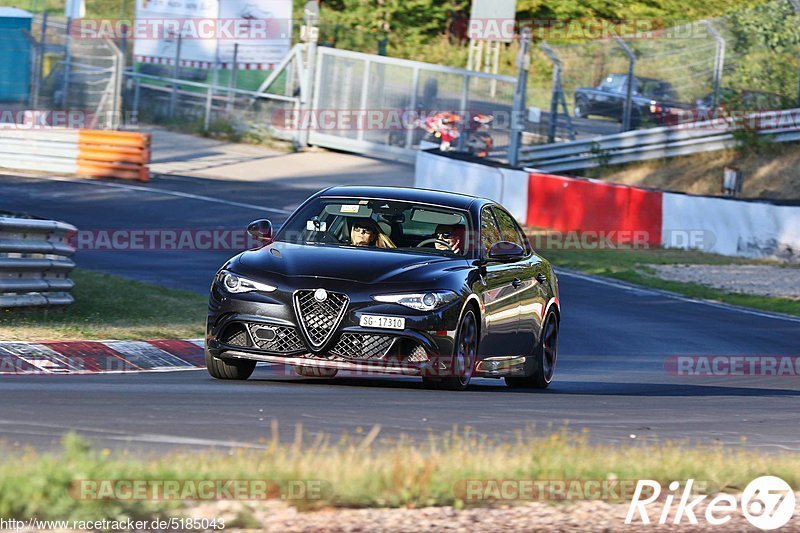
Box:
319, 186, 486, 210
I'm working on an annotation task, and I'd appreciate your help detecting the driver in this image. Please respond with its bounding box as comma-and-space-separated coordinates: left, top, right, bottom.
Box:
350, 218, 395, 249
434, 224, 465, 254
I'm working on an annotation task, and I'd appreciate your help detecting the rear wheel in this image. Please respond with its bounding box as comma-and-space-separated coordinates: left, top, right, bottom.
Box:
205, 350, 256, 380
424, 309, 478, 391
505, 312, 558, 389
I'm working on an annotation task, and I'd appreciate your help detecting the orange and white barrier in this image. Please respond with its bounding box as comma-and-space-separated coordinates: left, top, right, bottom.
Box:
0, 129, 151, 182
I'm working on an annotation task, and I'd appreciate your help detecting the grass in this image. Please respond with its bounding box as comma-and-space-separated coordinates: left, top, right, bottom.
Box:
0, 269, 206, 341
535, 243, 800, 316
1, 429, 799, 521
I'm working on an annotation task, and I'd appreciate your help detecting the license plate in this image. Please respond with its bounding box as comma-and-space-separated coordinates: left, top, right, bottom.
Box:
359, 315, 405, 330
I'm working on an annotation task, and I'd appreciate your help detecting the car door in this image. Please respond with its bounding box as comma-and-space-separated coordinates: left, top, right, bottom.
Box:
476, 206, 521, 357
492, 206, 548, 352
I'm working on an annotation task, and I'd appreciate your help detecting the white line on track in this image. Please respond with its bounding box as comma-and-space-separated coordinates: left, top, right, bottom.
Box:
558, 268, 800, 323
5, 173, 292, 215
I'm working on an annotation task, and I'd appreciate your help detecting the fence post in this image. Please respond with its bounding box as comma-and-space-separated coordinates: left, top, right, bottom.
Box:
168, 33, 182, 118
508, 28, 531, 167
132, 72, 141, 124
298, 2, 320, 149
456, 74, 469, 152
405, 67, 420, 149
790, 0, 800, 105
227, 42, 239, 113
204, 85, 213, 131
541, 42, 562, 143
614, 36, 636, 132
702, 20, 725, 110
60, 17, 72, 108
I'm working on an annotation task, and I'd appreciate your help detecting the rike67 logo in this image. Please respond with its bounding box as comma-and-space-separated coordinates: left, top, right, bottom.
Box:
626, 476, 795, 530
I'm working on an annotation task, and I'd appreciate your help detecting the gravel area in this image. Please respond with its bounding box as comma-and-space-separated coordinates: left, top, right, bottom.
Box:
185, 495, 800, 532
647, 264, 800, 300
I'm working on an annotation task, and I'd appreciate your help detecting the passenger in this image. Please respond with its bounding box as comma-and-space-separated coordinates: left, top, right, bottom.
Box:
350, 218, 396, 248
434, 224, 465, 254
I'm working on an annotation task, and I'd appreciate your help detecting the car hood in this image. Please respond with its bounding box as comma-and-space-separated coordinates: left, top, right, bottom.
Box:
233, 242, 469, 284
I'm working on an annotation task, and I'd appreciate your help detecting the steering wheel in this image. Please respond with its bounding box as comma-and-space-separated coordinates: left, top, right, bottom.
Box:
416, 238, 454, 252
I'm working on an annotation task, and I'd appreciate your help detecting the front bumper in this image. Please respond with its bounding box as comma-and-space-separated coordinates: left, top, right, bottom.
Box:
206, 277, 464, 375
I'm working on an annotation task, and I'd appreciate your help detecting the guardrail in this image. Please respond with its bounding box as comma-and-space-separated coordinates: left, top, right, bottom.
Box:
519, 108, 800, 172
0, 129, 151, 181
0, 215, 77, 309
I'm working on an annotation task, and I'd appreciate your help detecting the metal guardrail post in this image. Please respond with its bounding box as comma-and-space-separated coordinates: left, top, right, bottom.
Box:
508, 28, 531, 167
614, 36, 636, 132
541, 42, 562, 144
702, 20, 726, 111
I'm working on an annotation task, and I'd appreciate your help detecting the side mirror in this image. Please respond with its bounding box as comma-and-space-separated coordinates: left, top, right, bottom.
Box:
488, 241, 525, 262
247, 219, 273, 244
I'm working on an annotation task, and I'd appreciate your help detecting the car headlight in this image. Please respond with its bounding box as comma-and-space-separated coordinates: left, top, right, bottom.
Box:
372, 291, 458, 311
217, 270, 277, 293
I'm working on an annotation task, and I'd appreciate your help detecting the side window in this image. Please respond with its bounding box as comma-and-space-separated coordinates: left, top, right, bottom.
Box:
492, 207, 526, 250
480, 207, 501, 256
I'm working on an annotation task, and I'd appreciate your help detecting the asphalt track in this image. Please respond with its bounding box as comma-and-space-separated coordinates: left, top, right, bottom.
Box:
1, 171, 799, 453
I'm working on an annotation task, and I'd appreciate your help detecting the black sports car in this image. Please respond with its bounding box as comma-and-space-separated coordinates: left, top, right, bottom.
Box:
205, 186, 560, 390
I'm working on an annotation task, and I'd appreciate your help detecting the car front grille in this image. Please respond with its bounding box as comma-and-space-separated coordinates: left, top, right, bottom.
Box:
294, 289, 349, 350
330, 333, 395, 360
244, 324, 305, 353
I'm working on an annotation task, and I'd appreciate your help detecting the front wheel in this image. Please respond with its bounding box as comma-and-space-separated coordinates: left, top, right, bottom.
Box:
505, 311, 558, 389
205, 350, 256, 380
295, 366, 338, 378
574, 99, 588, 119
424, 309, 478, 391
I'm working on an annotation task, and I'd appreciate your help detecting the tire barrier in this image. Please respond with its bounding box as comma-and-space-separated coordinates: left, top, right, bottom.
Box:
0, 214, 77, 309
414, 149, 800, 260
0, 129, 151, 182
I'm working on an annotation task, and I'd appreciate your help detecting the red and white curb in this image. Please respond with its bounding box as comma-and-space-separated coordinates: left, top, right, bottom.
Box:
0, 339, 205, 375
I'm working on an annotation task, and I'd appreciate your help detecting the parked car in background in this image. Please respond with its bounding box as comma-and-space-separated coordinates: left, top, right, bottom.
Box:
573, 74, 690, 127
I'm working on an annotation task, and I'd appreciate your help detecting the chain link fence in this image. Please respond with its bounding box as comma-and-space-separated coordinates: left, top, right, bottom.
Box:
526, 0, 800, 142
0, 14, 122, 130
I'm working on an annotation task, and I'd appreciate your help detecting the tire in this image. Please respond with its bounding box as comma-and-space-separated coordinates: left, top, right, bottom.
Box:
295, 366, 338, 378
205, 350, 256, 380
424, 309, 478, 391
505, 312, 558, 390
574, 99, 588, 119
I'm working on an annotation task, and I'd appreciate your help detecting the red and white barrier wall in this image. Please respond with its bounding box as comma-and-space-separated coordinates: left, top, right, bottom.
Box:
414, 150, 800, 261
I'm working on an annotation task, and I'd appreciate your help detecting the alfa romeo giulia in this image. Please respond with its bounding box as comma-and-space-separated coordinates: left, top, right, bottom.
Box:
205, 186, 560, 390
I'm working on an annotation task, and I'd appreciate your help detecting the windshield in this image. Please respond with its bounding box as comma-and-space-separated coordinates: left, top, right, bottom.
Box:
274, 197, 473, 257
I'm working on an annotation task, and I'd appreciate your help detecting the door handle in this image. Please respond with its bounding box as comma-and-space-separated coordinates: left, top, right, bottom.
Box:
511, 278, 522, 288
536, 273, 547, 284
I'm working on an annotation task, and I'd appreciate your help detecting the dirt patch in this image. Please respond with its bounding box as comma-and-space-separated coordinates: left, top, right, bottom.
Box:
185, 495, 800, 532
586, 143, 800, 200
646, 264, 800, 299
